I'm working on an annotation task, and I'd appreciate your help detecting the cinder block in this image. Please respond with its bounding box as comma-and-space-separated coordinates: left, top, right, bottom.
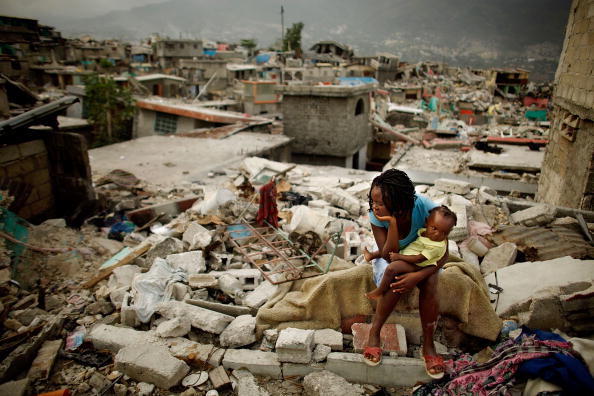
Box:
209, 269, 262, 291
222, 349, 282, 379
510, 204, 557, 227
120, 292, 140, 327
313, 329, 343, 351
480, 242, 518, 276
433, 178, 472, 195
325, 352, 429, 386
344, 232, 362, 261
276, 328, 315, 363
115, 344, 190, 389
351, 323, 407, 356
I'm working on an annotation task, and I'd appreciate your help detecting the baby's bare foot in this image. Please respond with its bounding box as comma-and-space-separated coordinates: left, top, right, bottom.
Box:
366, 289, 383, 300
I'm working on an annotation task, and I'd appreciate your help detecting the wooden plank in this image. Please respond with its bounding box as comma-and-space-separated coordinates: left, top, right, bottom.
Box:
82, 243, 151, 289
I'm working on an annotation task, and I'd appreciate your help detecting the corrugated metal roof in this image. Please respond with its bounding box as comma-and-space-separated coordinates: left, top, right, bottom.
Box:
491, 224, 594, 261
0, 96, 79, 136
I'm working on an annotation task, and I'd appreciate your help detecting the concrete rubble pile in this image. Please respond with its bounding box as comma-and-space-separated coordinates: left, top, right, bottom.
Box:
1, 157, 594, 395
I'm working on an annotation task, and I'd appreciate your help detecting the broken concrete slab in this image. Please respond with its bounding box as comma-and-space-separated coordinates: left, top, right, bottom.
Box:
115, 344, 190, 389
433, 178, 472, 195
156, 300, 233, 334
517, 290, 565, 331
243, 281, 278, 310
232, 368, 270, 396
276, 328, 315, 364
144, 237, 185, 267
166, 251, 206, 275
484, 257, 594, 316
468, 145, 544, 173
188, 273, 218, 289
28, 339, 62, 380
448, 204, 469, 242
325, 352, 429, 386
303, 370, 365, 396
219, 315, 257, 348
313, 344, 332, 362
183, 222, 212, 250
510, 204, 556, 227
313, 329, 343, 351
156, 317, 192, 338
222, 349, 282, 379
107, 265, 142, 290
282, 362, 326, 378
0, 378, 29, 396
167, 338, 225, 367
88, 324, 160, 353
185, 298, 251, 317
480, 242, 517, 276
209, 365, 232, 391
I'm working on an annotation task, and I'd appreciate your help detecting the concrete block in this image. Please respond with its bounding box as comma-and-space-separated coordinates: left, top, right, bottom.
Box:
110, 286, 129, 310
156, 317, 192, 338
145, 237, 184, 266
120, 292, 140, 327
448, 204, 468, 242
322, 188, 362, 216
466, 236, 489, 257
183, 222, 212, 250
210, 269, 262, 291
276, 328, 315, 364
188, 273, 218, 289
209, 365, 232, 390
520, 293, 565, 331
434, 178, 472, 195
480, 242, 517, 276
172, 282, 191, 301
313, 329, 343, 351
219, 315, 257, 348
115, 344, 190, 389
166, 251, 206, 275
232, 368, 271, 396
185, 298, 251, 317
303, 370, 365, 396
326, 352, 429, 386
243, 281, 278, 310
459, 244, 480, 267
510, 204, 557, 227
0, 378, 29, 396
449, 194, 473, 207
222, 349, 282, 379
156, 300, 233, 334
561, 284, 594, 312
88, 324, 152, 353
282, 362, 325, 378
313, 344, 332, 362
351, 323, 407, 356
167, 338, 224, 367
28, 339, 62, 380
108, 265, 141, 290
344, 232, 363, 260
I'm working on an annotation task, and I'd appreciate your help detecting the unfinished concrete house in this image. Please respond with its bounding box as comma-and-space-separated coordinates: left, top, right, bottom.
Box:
154, 39, 203, 69
278, 82, 375, 168
537, 0, 594, 210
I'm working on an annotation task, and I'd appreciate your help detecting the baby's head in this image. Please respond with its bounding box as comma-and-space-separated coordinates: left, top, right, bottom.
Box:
424, 205, 457, 242
369, 169, 416, 217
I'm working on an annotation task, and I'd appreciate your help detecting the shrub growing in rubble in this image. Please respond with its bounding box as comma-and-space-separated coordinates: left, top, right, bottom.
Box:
84, 73, 134, 147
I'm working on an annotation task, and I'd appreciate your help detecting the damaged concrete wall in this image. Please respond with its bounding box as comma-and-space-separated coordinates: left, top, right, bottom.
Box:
537, 0, 594, 210
0, 139, 54, 220
280, 84, 373, 159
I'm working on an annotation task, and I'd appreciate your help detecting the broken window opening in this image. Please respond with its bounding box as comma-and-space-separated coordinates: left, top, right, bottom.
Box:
154, 112, 178, 135
355, 98, 364, 116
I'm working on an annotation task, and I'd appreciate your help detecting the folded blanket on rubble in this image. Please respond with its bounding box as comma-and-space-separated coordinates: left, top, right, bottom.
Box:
256, 255, 502, 341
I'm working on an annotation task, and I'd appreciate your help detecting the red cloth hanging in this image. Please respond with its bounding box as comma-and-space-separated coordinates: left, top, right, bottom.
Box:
256, 179, 279, 227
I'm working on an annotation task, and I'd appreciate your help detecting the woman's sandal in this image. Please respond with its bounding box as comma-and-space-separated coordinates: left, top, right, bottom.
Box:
422, 355, 445, 379
362, 346, 382, 366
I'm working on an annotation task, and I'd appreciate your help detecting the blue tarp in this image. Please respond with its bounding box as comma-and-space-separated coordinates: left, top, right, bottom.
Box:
337, 77, 378, 86
255, 53, 271, 64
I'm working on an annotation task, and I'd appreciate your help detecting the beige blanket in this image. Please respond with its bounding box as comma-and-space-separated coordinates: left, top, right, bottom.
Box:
256, 255, 502, 341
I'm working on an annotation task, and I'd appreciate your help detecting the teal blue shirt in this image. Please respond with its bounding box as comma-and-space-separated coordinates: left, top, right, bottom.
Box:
369, 194, 438, 249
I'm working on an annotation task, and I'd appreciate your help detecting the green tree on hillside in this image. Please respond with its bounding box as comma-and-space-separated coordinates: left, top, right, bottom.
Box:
84, 74, 135, 146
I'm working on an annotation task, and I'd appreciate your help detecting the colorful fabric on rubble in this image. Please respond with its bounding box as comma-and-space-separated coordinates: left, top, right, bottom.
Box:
517, 327, 594, 395
412, 327, 592, 396
256, 179, 278, 227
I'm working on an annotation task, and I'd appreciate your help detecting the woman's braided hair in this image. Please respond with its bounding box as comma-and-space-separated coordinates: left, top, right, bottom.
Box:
369, 169, 416, 216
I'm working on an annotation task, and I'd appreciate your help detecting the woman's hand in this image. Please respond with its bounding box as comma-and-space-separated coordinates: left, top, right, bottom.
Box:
390, 271, 422, 294
376, 214, 397, 224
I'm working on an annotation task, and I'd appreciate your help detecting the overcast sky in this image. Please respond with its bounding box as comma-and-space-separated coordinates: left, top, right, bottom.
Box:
0, 0, 164, 20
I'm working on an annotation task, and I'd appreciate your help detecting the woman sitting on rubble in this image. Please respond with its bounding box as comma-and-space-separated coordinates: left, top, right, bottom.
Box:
362, 168, 448, 378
